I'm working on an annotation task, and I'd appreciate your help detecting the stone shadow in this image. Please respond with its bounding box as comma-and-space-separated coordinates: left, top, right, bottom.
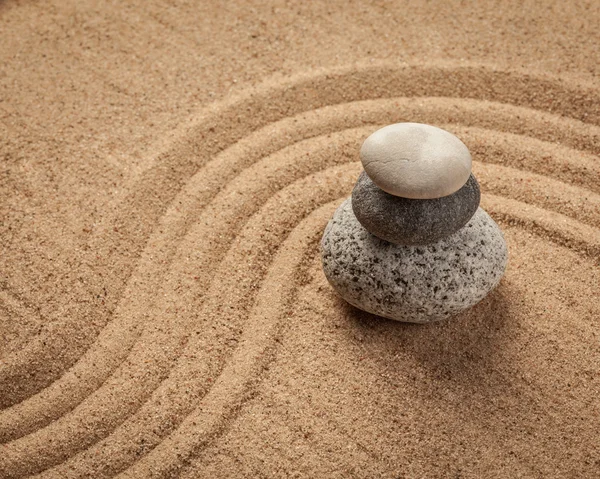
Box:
339, 280, 520, 394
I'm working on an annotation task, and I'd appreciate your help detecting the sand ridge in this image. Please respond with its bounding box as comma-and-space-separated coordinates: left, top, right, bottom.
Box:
1, 4, 600, 478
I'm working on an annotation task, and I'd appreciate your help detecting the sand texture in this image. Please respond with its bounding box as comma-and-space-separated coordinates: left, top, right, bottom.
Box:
1, 1, 599, 477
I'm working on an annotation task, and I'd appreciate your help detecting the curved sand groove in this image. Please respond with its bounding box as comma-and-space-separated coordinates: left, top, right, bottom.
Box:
116, 200, 346, 479
474, 162, 600, 229
1, 148, 361, 475
119, 208, 599, 478
3, 117, 597, 449
8, 162, 600, 476
31, 166, 359, 478
449, 126, 600, 194
0, 127, 366, 443
121, 197, 599, 478
2, 62, 598, 478
38, 173, 599, 477
0, 277, 115, 409
7, 94, 597, 443
3, 175, 596, 476
218, 239, 598, 478
482, 195, 600, 263
176, 242, 598, 478
3, 90, 599, 410
4, 93, 598, 407
78, 64, 598, 339
122, 198, 599, 473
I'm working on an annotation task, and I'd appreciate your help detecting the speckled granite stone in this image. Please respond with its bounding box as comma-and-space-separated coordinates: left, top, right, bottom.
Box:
321, 198, 508, 323
351, 171, 480, 245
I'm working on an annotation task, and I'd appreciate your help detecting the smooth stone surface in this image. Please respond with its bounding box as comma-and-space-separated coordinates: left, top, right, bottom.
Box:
321, 199, 508, 323
352, 171, 480, 245
360, 123, 472, 199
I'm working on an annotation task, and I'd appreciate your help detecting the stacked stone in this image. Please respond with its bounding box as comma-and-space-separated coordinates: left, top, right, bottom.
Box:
321, 123, 508, 323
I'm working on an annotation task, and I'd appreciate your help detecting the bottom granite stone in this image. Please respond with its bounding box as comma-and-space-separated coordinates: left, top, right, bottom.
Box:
321, 198, 508, 323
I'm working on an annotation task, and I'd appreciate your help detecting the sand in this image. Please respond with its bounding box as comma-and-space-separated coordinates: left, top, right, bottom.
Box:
1, 1, 599, 477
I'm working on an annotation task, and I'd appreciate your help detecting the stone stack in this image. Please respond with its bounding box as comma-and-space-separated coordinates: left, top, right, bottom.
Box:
321, 123, 508, 323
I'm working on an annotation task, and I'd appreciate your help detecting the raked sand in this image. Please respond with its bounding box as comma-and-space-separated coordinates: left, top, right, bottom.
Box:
1, 1, 599, 477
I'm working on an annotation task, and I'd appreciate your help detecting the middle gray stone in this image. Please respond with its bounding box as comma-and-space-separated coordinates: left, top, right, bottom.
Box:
352, 171, 480, 245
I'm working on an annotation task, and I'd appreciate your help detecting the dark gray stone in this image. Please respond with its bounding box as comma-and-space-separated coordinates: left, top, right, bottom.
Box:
321, 198, 508, 323
351, 171, 480, 245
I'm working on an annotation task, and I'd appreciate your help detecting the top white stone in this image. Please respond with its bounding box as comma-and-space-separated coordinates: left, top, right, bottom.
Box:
359, 123, 472, 199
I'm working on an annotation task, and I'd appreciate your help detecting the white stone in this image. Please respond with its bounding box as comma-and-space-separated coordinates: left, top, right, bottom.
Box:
360, 123, 472, 199
321, 198, 508, 323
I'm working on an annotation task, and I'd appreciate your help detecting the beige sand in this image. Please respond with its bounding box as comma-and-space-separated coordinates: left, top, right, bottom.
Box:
1, 1, 599, 477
